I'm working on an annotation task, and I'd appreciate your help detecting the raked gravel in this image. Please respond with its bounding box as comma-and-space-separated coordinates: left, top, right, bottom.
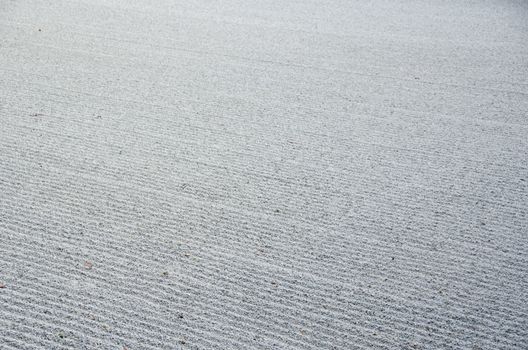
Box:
1, 0, 527, 349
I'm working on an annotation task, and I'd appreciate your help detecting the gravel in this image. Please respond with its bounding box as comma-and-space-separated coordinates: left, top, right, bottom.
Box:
1, 0, 527, 349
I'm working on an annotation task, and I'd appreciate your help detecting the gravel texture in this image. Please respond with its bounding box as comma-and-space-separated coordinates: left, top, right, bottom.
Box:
1, 0, 527, 349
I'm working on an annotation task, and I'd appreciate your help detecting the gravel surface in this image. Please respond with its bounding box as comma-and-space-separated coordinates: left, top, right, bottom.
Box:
1, 0, 527, 349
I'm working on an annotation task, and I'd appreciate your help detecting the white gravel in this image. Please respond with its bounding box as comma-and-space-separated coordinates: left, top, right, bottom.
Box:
1, 0, 527, 349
